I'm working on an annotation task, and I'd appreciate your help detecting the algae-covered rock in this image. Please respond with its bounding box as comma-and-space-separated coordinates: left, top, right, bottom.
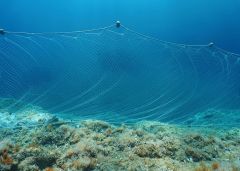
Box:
134, 142, 162, 158
31, 125, 74, 146
183, 134, 220, 162
0, 107, 240, 171
81, 120, 112, 133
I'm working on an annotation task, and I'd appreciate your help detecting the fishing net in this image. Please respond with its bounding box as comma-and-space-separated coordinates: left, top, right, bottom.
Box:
0, 23, 240, 125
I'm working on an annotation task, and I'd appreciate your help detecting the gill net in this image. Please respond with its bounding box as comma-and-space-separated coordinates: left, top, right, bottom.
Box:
0, 23, 240, 126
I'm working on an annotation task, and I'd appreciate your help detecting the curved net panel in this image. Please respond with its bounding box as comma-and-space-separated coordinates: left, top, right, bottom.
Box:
0, 24, 240, 125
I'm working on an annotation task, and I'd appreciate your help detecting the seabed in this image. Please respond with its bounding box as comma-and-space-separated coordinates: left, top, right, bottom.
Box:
0, 98, 240, 171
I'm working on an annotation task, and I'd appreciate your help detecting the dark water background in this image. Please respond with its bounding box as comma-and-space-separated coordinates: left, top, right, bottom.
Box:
0, 0, 240, 53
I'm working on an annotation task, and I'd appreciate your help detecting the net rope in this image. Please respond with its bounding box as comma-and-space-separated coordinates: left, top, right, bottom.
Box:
0, 23, 240, 127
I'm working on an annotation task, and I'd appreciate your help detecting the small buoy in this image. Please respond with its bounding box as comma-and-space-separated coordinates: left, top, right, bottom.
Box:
116, 21, 121, 28
208, 42, 214, 47
0, 29, 5, 35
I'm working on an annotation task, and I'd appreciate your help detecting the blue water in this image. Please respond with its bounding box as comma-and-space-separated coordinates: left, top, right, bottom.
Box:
0, 1, 240, 125
0, 0, 240, 53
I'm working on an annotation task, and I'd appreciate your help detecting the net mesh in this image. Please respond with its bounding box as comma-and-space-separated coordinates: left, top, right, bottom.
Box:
0, 24, 240, 125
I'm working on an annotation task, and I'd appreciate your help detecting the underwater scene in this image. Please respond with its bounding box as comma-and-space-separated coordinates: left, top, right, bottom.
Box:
0, 1, 240, 171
